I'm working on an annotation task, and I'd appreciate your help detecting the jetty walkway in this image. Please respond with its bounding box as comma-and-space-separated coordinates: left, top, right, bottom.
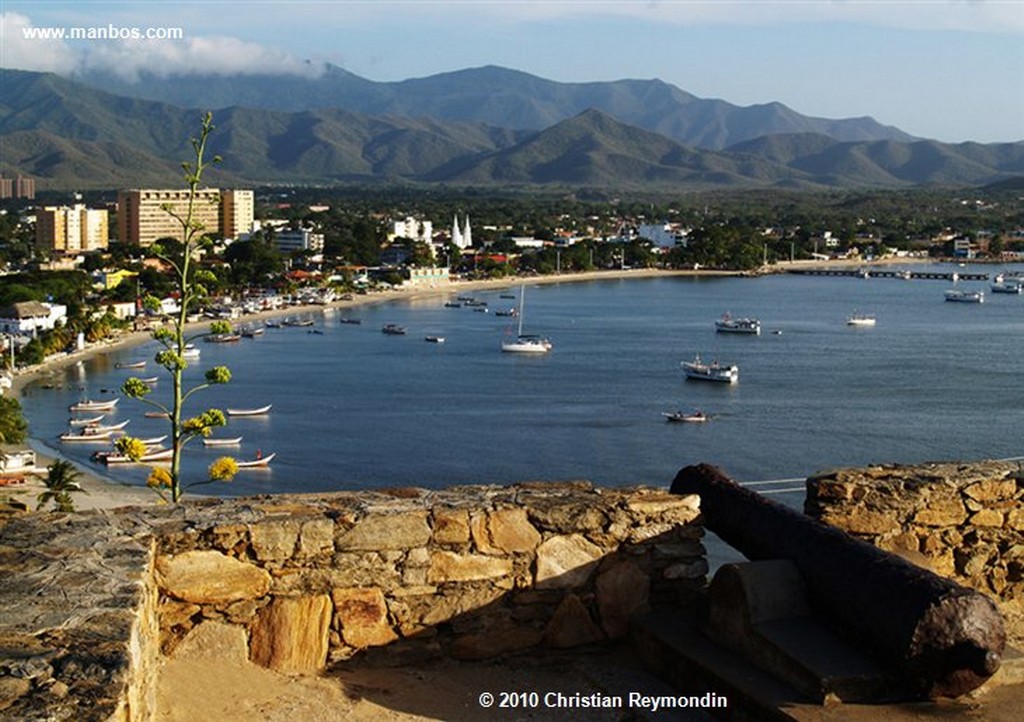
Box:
787, 267, 989, 281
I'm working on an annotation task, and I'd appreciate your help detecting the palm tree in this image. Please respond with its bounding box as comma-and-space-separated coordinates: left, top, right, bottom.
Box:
36, 459, 86, 512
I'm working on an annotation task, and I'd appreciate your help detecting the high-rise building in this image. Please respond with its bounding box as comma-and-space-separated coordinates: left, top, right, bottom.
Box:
0, 175, 36, 200
117, 189, 222, 246
36, 205, 109, 254
220, 189, 255, 240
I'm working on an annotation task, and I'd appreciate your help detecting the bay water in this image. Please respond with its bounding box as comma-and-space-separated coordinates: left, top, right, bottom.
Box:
21, 264, 1024, 500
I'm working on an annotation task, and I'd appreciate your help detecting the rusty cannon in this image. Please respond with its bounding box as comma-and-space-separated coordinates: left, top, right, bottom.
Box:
670, 463, 1005, 698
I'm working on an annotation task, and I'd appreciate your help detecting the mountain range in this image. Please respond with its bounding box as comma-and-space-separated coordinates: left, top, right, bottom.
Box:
2, 66, 1022, 191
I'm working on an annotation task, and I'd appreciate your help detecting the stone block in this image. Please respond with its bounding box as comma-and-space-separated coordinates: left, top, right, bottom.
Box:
156, 550, 271, 605
663, 559, 709, 580
544, 593, 604, 648
170, 620, 249, 664
427, 551, 513, 583
432, 508, 471, 544
336, 511, 431, 551
964, 478, 1019, 503
535, 534, 604, 589
488, 508, 542, 553
249, 519, 300, 561
821, 507, 901, 536
249, 594, 332, 674
297, 518, 335, 557
913, 497, 967, 527
595, 560, 650, 638
331, 587, 398, 648
1008, 507, 1024, 532
971, 509, 1005, 528
450, 624, 543, 660
470, 512, 495, 554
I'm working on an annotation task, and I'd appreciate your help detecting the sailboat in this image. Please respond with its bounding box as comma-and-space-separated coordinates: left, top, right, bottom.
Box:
501, 286, 552, 354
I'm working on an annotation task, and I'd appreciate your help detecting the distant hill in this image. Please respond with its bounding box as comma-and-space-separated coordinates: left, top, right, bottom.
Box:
3, 69, 1022, 191
75, 64, 917, 151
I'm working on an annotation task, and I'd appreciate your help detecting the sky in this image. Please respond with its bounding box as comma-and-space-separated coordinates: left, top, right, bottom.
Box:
2, 0, 1022, 144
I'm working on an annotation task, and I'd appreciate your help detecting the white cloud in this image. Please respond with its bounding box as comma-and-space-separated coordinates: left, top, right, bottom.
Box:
0, 11, 326, 81
0, 12, 79, 73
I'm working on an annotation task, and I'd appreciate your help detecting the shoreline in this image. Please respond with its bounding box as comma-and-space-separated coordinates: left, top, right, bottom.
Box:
8, 259, 939, 510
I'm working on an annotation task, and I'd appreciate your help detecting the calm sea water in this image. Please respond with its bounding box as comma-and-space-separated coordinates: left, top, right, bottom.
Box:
21, 264, 1024, 500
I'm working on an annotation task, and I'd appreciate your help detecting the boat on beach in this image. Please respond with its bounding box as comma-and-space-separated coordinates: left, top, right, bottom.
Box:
203, 436, 243, 446
663, 410, 710, 423
227, 404, 272, 416
681, 354, 739, 383
715, 313, 761, 335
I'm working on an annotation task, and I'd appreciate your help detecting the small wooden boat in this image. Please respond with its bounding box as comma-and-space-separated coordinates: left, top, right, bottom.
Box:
136, 376, 159, 384
227, 404, 272, 416
241, 326, 265, 337
70, 398, 119, 412
203, 436, 242, 447
662, 410, 710, 423
382, 324, 407, 335
236, 452, 275, 468
205, 333, 242, 343
69, 414, 105, 427
61, 429, 116, 442
87, 419, 130, 433
444, 302, 462, 308
144, 411, 169, 419
182, 344, 201, 359
99, 448, 173, 465
339, 317, 362, 325
115, 360, 146, 369
264, 320, 282, 329
136, 435, 168, 445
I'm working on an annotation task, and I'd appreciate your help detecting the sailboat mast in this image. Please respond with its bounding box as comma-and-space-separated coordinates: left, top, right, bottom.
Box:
517, 286, 525, 336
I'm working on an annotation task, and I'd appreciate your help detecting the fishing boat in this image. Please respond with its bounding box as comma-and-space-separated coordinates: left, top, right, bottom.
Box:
846, 312, 876, 326
424, 336, 445, 344
69, 414, 105, 427
991, 279, 1022, 294
237, 452, 275, 468
339, 317, 362, 324
715, 313, 761, 335
226, 404, 272, 416
115, 360, 146, 369
203, 436, 243, 446
136, 435, 168, 446
182, 344, 201, 359
662, 410, 710, 423
69, 398, 119, 412
98, 448, 173, 465
60, 429, 116, 442
137, 376, 159, 384
241, 326, 265, 338
205, 332, 242, 343
945, 289, 984, 303
501, 286, 552, 354
86, 419, 130, 433
681, 354, 739, 383
144, 411, 169, 419
382, 323, 407, 335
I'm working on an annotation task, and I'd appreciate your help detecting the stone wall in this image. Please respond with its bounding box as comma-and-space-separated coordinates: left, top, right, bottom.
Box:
0, 482, 705, 720
805, 460, 1023, 646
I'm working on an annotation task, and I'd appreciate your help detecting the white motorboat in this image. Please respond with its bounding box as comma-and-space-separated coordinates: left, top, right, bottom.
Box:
715, 313, 761, 335
501, 286, 552, 353
945, 289, 984, 303
681, 354, 739, 383
846, 313, 876, 326
237, 452, 275, 468
991, 279, 1022, 294
227, 404, 272, 416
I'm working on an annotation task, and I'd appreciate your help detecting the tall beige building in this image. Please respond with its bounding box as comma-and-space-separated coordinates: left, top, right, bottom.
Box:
117, 189, 222, 247
36, 204, 109, 254
220, 189, 255, 240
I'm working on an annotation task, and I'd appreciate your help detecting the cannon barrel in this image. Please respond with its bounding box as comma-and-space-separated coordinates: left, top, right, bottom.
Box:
670, 463, 1005, 698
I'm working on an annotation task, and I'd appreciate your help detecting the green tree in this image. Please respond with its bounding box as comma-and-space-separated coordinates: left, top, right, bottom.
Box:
117, 113, 238, 503
0, 396, 28, 444
36, 459, 86, 512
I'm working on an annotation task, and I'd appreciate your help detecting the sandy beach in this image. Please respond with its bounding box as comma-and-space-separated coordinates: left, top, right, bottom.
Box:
6, 259, 928, 512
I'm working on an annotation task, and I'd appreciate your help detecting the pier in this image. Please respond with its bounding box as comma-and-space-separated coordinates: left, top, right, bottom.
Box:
787, 268, 989, 281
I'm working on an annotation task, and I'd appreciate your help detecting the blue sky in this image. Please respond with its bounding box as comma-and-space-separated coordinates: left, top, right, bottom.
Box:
2, 1, 1022, 143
